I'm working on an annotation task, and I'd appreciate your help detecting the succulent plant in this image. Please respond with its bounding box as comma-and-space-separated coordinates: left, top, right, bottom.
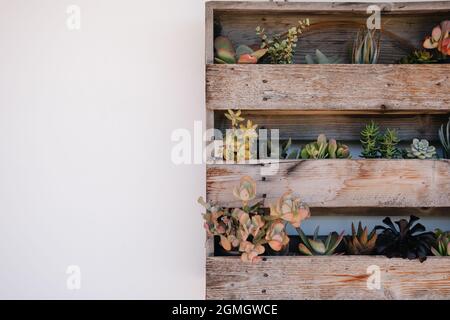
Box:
233, 175, 257, 206
439, 117, 450, 159
280, 138, 302, 159
269, 192, 310, 228
305, 49, 343, 64
214, 36, 267, 64
431, 229, 450, 256
406, 138, 437, 159
345, 222, 377, 255
375, 216, 435, 262
360, 121, 381, 158
423, 20, 450, 57
301, 134, 350, 159
265, 221, 290, 251
297, 226, 344, 256
352, 28, 380, 64
256, 19, 310, 64
399, 50, 437, 64
379, 128, 401, 159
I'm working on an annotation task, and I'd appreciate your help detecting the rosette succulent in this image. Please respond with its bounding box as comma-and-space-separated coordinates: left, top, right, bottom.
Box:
265, 221, 290, 251
431, 229, 450, 256
301, 134, 350, 159
233, 176, 257, 205
406, 139, 436, 159
269, 192, 310, 228
423, 20, 450, 57
345, 222, 377, 255
375, 216, 434, 262
297, 226, 344, 256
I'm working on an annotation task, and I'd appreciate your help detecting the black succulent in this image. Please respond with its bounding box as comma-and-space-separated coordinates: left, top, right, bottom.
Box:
375, 215, 435, 262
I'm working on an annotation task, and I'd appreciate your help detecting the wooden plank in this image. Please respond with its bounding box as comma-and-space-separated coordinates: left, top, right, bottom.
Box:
207, 1, 450, 14
206, 65, 450, 112
312, 207, 450, 217
207, 160, 450, 208
214, 112, 448, 141
205, 2, 215, 63
206, 256, 450, 300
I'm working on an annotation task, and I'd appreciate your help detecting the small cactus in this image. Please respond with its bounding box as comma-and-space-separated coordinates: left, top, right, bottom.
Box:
379, 128, 401, 159
406, 139, 437, 159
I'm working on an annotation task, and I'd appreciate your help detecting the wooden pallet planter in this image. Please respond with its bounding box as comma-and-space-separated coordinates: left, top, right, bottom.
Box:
206, 256, 450, 300
204, 1, 450, 300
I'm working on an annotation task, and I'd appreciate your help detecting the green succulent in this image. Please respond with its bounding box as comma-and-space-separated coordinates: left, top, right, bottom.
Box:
305, 49, 343, 64
256, 19, 310, 64
352, 28, 380, 64
379, 128, 401, 159
431, 229, 450, 256
301, 134, 350, 159
280, 138, 301, 159
214, 36, 267, 64
406, 138, 437, 159
399, 50, 437, 64
297, 226, 344, 256
360, 121, 381, 158
439, 117, 450, 159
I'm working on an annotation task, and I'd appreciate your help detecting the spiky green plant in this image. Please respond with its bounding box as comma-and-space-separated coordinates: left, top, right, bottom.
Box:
297, 226, 344, 256
352, 29, 380, 64
406, 139, 437, 159
305, 49, 343, 64
256, 19, 310, 64
439, 117, 450, 159
360, 121, 381, 158
379, 128, 401, 159
431, 229, 450, 256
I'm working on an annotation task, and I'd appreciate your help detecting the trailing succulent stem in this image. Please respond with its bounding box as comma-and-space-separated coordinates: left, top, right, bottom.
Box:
375, 215, 434, 262
297, 226, 344, 256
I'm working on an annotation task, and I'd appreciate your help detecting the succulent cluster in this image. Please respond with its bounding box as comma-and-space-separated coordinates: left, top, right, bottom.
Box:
431, 229, 450, 256
406, 139, 437, 159
256, 19, 310, 64
439, 117, 450, 159
423, 20, 450, 57
301, 134, 350, 159
305, 49, 343, 64
360, 122, 401, 159
214, 36, 267, 64
375, 216, 434, 262
345, 222, 377, 255
352, 28, 381, 64
399, 50, 436, 64
200, 176, 311, 262
297, 226, 344, 256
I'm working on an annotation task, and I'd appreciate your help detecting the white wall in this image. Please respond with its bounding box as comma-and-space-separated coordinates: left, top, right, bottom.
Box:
0, 0, 448, 299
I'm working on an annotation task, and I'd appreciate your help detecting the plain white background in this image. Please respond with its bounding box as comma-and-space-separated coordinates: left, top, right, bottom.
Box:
0, 0, 449, 299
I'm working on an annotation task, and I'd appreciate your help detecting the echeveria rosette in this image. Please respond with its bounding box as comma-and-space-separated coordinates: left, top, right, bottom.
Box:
423, 20, 450, 56
270, 191, 311, 228
233, 176, 257, 206
265, 221, 290, 251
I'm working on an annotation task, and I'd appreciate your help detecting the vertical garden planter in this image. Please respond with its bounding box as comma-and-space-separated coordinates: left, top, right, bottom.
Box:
204, 1, 450, 300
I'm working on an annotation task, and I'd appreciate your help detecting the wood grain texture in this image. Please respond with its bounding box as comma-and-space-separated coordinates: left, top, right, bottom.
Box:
207, 160, 450, 208
206, 256, 450, 300
311, 207, 450, 217
206, 64, 450, 112
214, 112, 448, 141
207, 1, 450, 14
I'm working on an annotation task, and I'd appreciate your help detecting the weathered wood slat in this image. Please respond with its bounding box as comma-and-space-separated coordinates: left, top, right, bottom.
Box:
206, 256, 450, 300
311, 207, 450, 217
206, 65, 450, 112
207, 1, 450, 14
207, 160, 450, 208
